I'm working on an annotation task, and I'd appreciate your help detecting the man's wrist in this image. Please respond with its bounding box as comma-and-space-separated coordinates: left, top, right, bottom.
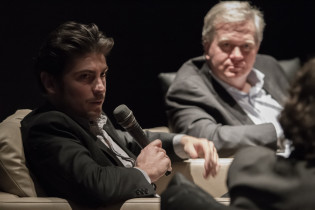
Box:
134, 167, 151, 184
173, 134, 189, 159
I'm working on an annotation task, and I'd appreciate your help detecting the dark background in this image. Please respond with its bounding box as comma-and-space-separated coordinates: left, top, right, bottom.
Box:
1, 0, 315, 128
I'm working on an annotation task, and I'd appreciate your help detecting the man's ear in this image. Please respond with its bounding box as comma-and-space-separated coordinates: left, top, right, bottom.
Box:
40, 72, 58, 94
203, 42, 211, 60
255, 43, 260, 53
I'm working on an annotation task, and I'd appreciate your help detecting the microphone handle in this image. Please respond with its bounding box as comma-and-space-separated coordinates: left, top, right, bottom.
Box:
125, 120, 149, 149
124, 119, 171, 176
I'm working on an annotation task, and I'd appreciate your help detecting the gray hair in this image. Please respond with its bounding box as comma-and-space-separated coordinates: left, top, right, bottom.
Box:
202, 1, 265, 45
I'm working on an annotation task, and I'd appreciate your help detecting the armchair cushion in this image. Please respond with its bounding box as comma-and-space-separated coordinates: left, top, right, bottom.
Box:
0, 109, 35, 197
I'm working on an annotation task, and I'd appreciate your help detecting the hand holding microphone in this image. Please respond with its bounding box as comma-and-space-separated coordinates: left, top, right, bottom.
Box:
135, 139, 172, 182
113, 104, 172, 179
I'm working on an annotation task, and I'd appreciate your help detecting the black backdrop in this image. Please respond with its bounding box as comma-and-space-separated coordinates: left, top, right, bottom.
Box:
1, 0, 315, 128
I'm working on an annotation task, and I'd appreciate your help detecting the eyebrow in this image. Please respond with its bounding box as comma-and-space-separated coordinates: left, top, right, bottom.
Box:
218, 38, 255, 45
243, 40, 255, 45
218, 37, 230, 42
73, 67, 108, 76
80, 65, 109, 72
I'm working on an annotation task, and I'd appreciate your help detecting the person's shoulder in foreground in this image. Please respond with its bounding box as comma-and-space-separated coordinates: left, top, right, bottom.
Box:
228, 147, 315, 210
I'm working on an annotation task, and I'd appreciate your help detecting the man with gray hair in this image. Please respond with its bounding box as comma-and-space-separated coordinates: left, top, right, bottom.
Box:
166, 1, 290, 157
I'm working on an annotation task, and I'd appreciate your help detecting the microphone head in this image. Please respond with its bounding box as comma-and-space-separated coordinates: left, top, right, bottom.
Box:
113, 104, 133, 127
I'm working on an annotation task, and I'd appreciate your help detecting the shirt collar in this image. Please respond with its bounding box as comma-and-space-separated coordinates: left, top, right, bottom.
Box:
209, 68, 265, 96
89, 114, 108, 135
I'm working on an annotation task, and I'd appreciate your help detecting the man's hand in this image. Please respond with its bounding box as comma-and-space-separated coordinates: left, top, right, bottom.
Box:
135, 139, 171, 183
180, 135, 219, 178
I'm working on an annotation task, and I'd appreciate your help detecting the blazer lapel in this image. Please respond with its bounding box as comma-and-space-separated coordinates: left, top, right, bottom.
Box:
70, 117, 125, 166
95, 139, 125, 167
200, 63, 254, 125
41, 102, 127, 167
102, 120, 138, 160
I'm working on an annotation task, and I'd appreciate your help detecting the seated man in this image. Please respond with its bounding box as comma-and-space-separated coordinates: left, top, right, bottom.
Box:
162, 56, 315, 210
21, 21, 219, 208
165, 1, 290, 157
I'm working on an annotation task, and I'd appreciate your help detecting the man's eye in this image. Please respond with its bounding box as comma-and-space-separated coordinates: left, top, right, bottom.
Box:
242, 44, 253, 51
79, 73, 92, 81
100, 71, 107, 78
220, 42, 232, 51
222, 43, 230, 47
81, 74, 90, 79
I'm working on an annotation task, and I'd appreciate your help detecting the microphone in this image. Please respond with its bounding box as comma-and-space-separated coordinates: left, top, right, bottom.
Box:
113, 104, 171, 176
113, 104, 149, 148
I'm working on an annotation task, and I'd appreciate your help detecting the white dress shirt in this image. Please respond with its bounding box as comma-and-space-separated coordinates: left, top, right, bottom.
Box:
210, 68, 284, 138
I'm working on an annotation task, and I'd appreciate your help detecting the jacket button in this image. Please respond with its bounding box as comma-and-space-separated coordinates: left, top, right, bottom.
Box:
136, 190, 141, 195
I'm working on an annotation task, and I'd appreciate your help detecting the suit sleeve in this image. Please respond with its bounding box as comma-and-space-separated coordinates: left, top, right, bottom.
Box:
166, 62, 277, 157
112, 124, 181, 161
22, 112, 155, 207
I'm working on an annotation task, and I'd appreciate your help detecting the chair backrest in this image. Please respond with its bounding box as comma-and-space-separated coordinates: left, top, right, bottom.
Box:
278, 57, 301, 83
0, 109, 37, 197
158, 72, 176, 98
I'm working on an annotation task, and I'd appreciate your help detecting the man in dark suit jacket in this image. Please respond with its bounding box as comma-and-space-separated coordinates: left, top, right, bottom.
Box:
166, 1, 290, 157
162, 57, 315, 210
21, 21, 219, 208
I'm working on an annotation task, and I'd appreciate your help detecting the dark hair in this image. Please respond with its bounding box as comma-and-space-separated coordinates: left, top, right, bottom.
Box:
35, 21, 114, 92
279, 58, 315, 160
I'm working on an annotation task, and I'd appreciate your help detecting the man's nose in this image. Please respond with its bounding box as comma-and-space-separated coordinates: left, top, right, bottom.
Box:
230, 47, 243, 60
93, 78, 105, 93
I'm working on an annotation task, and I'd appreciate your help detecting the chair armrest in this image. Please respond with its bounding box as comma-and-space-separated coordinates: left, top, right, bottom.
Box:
121, 197, 230, 209
146, 126, 232, 196
155, 158, 232, 197
144, 126, 170, 133
0, 191, 72, 210
120, 158, 232, 209
0, 191, 160, 210
120, 198, 160, 210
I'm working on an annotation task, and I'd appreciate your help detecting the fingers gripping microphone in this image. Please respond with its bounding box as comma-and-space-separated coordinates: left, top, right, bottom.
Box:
113, 104, 171, 176
113, 104, 149, 148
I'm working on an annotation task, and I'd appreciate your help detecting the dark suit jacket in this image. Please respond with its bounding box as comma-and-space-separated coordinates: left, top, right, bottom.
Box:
166, 54, 290, 157
21, 103, 179, 207
226, 146, 315, 210
161, 146, 315, 210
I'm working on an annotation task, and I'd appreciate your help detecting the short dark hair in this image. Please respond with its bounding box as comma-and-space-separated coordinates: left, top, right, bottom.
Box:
35, 21, 114, 92
279, 58, 315, 160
